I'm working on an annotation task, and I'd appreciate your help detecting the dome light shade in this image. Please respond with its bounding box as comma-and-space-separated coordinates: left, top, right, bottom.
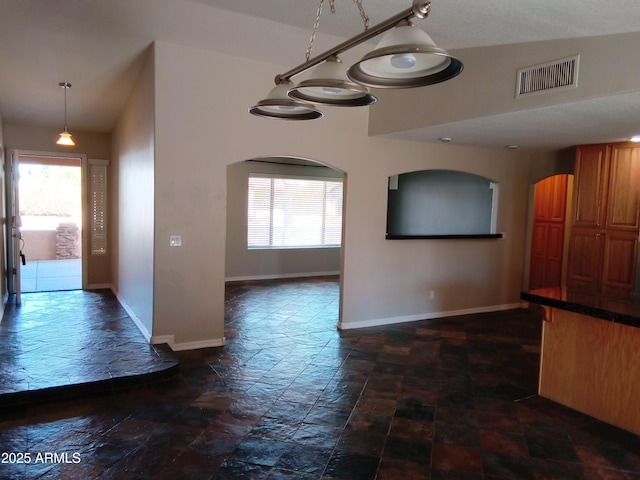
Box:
347, 22, 463, 88
57, 129, 75, 146
288, 56, 377, 107
250, 81, 323, 120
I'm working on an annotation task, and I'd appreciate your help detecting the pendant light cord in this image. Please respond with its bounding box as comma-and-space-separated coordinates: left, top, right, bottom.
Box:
64, 85, 68, 130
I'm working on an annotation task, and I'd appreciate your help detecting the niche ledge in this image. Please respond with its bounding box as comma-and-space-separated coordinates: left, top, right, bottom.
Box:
386, 233, 504, 240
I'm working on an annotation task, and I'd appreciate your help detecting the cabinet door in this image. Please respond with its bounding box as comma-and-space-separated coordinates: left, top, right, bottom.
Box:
572, 144, 609, 228
602, 232, 639, 295
567, 229, 603, 289
606, 144, 640, 232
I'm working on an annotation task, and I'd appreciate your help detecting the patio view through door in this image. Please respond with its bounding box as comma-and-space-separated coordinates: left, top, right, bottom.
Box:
16, 152, 83, 293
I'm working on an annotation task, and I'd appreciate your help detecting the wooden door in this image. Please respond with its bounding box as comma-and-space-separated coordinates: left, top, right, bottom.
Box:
530, 175, 568, 289
572, 144, 609, 229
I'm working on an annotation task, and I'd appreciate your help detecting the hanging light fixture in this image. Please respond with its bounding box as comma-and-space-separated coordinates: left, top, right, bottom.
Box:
250, 0, 463, 120
56, 82, 75, 146
288, 55, 377, 106
249, 80, 324, 120
347, 20, 463, 88
287, 0, 376, 107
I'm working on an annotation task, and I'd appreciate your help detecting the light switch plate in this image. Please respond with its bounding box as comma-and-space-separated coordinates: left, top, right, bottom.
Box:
169, 235, 182, 247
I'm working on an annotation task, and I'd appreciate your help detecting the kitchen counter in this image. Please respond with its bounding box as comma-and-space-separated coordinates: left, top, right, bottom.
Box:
522, 286, 640, 435
521, 287, 640, 328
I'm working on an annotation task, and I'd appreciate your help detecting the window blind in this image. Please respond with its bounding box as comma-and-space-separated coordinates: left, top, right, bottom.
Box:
248, 175, 342, 248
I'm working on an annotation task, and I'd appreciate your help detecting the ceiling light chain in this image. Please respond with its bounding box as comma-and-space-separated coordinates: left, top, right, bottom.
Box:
353, 0, 370, 30
305, 0, 330, 62
306, 0, 370, 61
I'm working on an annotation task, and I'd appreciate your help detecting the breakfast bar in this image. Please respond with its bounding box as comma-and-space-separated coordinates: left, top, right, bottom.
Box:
521, 287, 640, 435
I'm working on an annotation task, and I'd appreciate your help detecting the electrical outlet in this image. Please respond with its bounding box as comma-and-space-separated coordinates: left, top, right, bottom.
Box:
429, 290, 435, 300
169, 235, 182, 247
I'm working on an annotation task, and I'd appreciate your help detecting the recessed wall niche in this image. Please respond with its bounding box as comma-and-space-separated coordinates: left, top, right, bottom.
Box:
386, 169, 501, 239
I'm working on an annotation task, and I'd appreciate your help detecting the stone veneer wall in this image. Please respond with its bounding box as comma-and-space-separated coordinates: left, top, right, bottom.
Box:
56, 223, 79, 259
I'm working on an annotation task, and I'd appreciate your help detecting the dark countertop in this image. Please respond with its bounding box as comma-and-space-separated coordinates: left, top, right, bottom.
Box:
521, 287, 640, 329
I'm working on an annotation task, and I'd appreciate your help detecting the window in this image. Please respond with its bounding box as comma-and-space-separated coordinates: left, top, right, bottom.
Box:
89, 159, 109, 255
248, 174, 342, 248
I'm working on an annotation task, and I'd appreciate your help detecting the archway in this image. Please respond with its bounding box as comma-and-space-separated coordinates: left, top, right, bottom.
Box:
529, 174, 572, 289
225, 155, 346, 328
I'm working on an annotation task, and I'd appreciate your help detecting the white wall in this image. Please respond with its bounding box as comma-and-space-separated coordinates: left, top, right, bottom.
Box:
111, 48, 156, 339
225, 159, 342, 280
150, 41, 531, 347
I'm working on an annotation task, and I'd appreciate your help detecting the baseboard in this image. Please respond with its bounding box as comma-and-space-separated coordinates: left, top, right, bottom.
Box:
86, 283, 112, 290
338, 303, 524, 330
111, 286, 152, 343
226, 271, 339, 282
150, 334, 175, 346
168, 337, 226, 351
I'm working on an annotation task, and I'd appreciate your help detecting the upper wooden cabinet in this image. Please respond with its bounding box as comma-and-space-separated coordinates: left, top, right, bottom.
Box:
606, 144, 640, 231
572, 144, 609, 228
568, 142, 640, 294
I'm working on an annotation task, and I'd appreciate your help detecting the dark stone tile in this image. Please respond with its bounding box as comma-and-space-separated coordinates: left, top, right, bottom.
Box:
382, 436, 432, 465
377, 458, 430, 479
323, 451, 380, 480
481, 452, 535, 480
232, 436, 289, 467
434, 422, 480, 448
479, 428, 529, 457
274, 443, 332, 474
525, 428, 580, 462
395, 397, 435, 421
431, 443, 482, 474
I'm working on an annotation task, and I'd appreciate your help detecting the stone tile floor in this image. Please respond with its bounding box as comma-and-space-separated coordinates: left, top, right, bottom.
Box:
0, 289, 178, 406
1, 276, 640, 479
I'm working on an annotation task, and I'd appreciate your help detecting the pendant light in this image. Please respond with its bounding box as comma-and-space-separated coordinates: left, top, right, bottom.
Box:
287, 55, 377, 106
250, 1, 463, 120
249, 80, 324, 120
56, 82, 75, 146
347, 20, 463, 88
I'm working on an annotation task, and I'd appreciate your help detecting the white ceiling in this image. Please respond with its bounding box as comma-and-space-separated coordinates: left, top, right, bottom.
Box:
1, 0, 639, 150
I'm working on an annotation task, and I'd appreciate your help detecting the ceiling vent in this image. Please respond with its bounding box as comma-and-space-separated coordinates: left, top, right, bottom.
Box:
516, 54, 579, 98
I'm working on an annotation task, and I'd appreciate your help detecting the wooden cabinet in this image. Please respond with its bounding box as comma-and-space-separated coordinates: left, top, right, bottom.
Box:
606, 144, 640, 231
568, 143, 640, 294
572, 144, 609, 228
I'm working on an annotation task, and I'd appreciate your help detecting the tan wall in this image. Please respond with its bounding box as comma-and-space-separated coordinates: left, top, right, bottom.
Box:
111, 47, 155, 338
21, 231, 56, 260
149, 41, 533, 348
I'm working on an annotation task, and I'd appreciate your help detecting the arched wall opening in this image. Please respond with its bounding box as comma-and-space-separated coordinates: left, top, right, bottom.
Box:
526, 174, 574, 290
225, 155, 347, 327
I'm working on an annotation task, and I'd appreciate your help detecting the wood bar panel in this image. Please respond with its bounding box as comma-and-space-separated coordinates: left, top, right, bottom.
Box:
539, 308, 640, 434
